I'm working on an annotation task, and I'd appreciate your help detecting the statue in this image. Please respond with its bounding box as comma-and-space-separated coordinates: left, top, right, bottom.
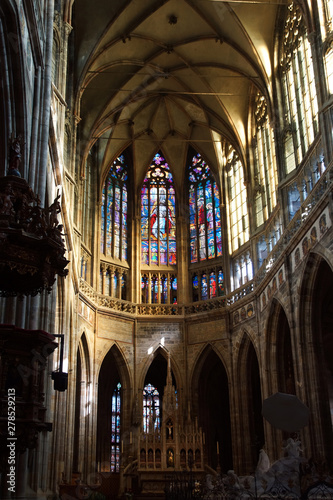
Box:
8, 135, 23, 177
48, 192, 61, 228
166, 419, 173, 439
284, 437, 303, 458
167, 448, 174, 467
0, 183, 14, 218
256, 448, 270, 475
206, 474, 214, 491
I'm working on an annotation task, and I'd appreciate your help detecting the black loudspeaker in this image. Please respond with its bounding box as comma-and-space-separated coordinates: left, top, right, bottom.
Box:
51, 371, 68, 392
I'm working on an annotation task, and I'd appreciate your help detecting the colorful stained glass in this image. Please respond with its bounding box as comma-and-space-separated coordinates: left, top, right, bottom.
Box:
188, 152, 223, 264
161, 276, 168, 303
152, 276, 158, 303
113, 272, 118, 296
201, 274, 208, 300
143, 384, 160, 434
101, 188, 105, 253
190, 238, 198, 263
101, 155, 128, 261
111, 382, 121, 472
218, 270, 224, 296
141, 152, 176, 266
192, 274, 199, 301
209, 272, 217, 298
121, 274, 126, 300
106, 271, 111, 295
170, 276, 177, 303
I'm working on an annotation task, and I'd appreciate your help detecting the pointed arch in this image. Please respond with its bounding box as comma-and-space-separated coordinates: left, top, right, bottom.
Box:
96, 344, 131, 475
237, 331, 264, 474
140, 151, 176, 266
191, 344, 232, 473
73, 332, 91, 478
139, 347, 180, 440
299, 252, 333, 464
266, 299, 295, 396
139, 345, 181, 393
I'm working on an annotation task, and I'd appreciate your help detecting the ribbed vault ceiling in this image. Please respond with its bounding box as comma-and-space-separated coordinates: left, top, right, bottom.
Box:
74, 0, 282, 186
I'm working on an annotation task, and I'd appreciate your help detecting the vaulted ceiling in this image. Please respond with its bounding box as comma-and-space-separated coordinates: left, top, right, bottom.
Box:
73, 0, 283, 187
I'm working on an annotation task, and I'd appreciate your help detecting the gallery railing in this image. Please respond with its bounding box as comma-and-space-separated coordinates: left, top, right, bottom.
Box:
79, 158, 333, 316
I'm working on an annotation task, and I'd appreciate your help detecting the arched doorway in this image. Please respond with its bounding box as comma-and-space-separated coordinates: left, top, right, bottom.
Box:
144, 351, 176, 400
194, 348, 232, 473
73, 333, 90, 480
305, 257, 333, 463
237, 335, 264, 474
96, 344, 131, 497
276, 307, 296, 395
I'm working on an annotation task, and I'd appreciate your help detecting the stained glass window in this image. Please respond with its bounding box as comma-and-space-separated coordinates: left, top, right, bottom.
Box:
226, 148, 249, 253
83, 151, 94, 247
161, 275, 168, 304
201, 273, 208, 300
113, 271, 118, 296
101, 155, 128, 260
280, 3, 318, 174
151, 275, 158, 303
188, 152, 222, 263
141, 153, 176, 266
209, 272, 217, 298
218, 269, 224, 296
288, 183, 301, 220
121, 273, 126, 300
143, 384, 160, 433
81, 257, 87, 280
111, 382, 121, 472
106, 270, 111, 295
192, 275, 199, 302
171, 275, 177, 304
253, 93, 278, 229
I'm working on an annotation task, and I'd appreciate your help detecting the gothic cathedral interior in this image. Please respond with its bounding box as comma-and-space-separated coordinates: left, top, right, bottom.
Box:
0, 0, 333, 499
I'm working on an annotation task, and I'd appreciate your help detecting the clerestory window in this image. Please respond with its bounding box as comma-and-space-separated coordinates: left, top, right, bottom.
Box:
101, 155, 128, 261
188, 152, 222, 263
280, 3, 318, 174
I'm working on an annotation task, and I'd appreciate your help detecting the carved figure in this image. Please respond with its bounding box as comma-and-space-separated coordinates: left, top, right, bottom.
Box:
206, 474, 214, 491
284, 437, 303, 458
166, 419, 173, 439
167, 448, 174, 467
0, 183, 14, 217
48, 193, 61, 228
256, 448, 270, 475
26, 202, 48, 237
8, 135, 22, 176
